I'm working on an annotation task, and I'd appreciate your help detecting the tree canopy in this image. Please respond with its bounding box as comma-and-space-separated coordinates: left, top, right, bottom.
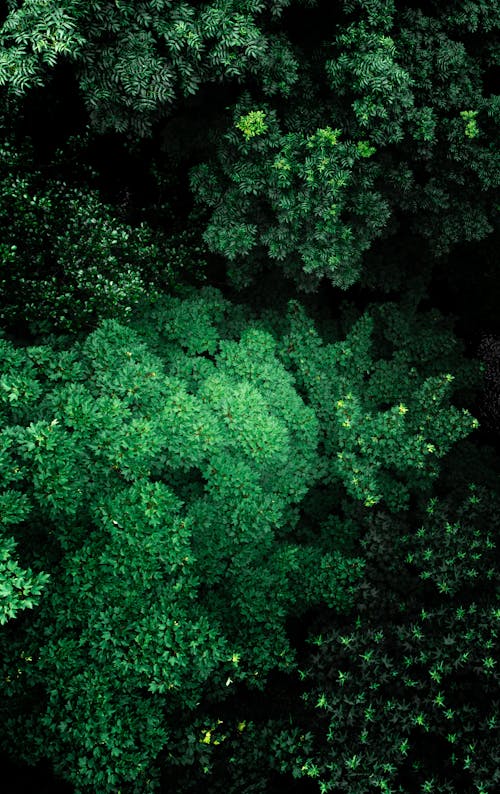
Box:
0, 1, 499, 792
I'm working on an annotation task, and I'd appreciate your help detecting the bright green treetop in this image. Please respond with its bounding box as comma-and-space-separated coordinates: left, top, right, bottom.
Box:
0, 287, 365, 792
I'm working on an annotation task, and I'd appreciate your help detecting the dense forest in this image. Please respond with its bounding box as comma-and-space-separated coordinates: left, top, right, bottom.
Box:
0, 1, 499, 792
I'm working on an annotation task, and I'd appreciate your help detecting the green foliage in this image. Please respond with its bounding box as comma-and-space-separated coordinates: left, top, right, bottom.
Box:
2, 1, 497, 291
325, 18, 415, 146
0, 522, 49, 625
154, 709, 300, 792
0, 287, 366, 793
0, 4, 497, 790
0, 0, 302, 137
391, 7, 500, 257
0, 126, 195, 334
235, 109, 269, 140
0, 332, 51, 624
0, 0, 86, 91
0, 287, 480, 789
460, 110, 480, 140
189, 1, 499, 290
439, 0, 500, 33
256, 296, 482, 512
190, 90, 389, 290
271, 482, 500, 793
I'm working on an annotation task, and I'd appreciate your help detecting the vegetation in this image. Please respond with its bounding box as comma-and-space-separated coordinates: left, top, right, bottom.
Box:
0, 0, 499, 791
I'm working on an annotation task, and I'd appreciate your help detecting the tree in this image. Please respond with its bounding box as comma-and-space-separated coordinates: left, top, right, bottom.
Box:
0, 0, 308, 137
0, 2, 497, 790
189, 0, 500, 290
2, 1, 497, 292
189, 90, 389, 291
0, 284, 482, 791
0, 287, 365, 793
256, 292, 482, 512
269, 480, 500, 794
143, 442, 500, 794
0, 513, 49, 626
0, 330, 51, 625
0, 114, 208, 336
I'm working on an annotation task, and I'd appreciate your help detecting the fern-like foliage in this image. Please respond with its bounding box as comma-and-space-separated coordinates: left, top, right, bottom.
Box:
0, 0, 303, 136
270, 482, 500, 794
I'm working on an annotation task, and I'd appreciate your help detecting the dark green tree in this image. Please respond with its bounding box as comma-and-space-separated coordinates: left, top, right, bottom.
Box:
0, 330, 51, 625
189, 0, 500, 290
267, 481, 500, 794
0, 0, 308, 137
2, 1, 497, 291
0, 114, 209, 335
0, 4, 497, 791
256, 292, 481, 512
189, 90, 389, 290
143, 441, 500, 794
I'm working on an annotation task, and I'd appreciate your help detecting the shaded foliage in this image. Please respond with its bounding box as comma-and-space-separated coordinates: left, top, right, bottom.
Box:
0, 1, 498, 792
263, 482, 500, 794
